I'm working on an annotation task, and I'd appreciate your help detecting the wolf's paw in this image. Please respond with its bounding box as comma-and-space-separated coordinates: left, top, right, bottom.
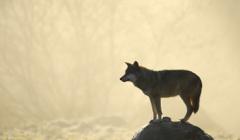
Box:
180, 119, 189, 123
149, 119, 155, 124
149, 119, 161, 124
180, 119, 185, 123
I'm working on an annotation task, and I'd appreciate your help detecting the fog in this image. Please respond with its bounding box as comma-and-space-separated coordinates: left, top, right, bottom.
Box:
0, 0, 240, 139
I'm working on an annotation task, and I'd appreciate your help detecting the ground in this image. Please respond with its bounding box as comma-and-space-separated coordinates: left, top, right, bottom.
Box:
0, 117, 238, 140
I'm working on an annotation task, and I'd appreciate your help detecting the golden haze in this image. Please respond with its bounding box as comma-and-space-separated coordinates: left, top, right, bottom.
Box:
0, 0, 239, 139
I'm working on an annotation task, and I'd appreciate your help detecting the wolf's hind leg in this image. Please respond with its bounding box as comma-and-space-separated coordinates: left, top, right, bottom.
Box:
150, 97, 157, 120
180, 95, 193, 122
154, 97, 162, 120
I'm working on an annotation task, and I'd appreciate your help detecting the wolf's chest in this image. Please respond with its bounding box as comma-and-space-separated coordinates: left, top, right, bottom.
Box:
143, 89, 151, 95
142, 89, 159, 97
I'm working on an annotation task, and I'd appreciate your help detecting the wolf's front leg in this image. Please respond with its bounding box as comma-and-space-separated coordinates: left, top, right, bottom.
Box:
155, 97, 162, 120
149, 97, 157, 122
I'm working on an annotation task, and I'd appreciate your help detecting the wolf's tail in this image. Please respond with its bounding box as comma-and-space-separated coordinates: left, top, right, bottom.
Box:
192, 80, 202, 113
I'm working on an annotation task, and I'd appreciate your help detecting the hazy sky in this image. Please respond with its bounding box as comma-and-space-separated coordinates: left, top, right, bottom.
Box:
0, 0, 240, 136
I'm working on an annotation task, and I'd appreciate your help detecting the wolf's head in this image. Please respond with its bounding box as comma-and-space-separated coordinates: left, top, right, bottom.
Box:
120, 61, 140, 83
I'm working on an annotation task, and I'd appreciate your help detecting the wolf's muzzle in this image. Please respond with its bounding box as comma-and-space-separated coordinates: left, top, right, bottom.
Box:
120, 75, 128, 82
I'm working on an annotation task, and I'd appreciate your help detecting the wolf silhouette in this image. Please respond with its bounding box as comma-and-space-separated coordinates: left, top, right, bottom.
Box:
120, 61, 202, 122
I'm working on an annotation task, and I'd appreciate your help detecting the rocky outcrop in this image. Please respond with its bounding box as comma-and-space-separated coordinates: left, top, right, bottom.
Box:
132, 117, 214, 140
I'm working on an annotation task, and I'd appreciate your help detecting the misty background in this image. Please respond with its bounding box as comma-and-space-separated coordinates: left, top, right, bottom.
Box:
0, 0, 240, 139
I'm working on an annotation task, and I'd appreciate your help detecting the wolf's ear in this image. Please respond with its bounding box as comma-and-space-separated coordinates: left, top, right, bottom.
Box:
125, 62, 131, 67
133, 61, 139, 67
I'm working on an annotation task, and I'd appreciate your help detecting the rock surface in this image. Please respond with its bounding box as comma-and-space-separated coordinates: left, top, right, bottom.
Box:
132, 117, 214, 140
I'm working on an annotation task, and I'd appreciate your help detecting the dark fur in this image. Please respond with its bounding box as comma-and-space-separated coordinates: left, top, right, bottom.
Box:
120, 61, 202, 122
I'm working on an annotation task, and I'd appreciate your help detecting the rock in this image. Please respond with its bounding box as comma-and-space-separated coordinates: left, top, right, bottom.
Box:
132, 117, 214, 140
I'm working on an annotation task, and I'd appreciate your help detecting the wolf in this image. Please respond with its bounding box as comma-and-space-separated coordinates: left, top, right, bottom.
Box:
120, 61, 202, 122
